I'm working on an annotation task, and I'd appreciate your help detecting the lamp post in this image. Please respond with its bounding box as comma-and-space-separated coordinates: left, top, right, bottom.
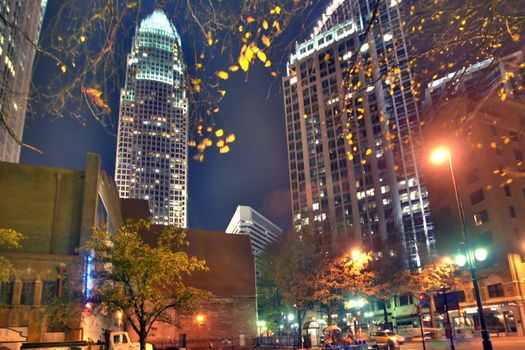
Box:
430, 147, 493, 350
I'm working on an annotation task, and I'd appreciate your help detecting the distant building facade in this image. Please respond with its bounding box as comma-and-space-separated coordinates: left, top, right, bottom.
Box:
283, 0, 434, 267
0, 0, 47, 163
225, 205, 282, 257
423, 50, 525, 108
115, 10, 188, 227
423, 96, 525, 336
0, 153, 122, 342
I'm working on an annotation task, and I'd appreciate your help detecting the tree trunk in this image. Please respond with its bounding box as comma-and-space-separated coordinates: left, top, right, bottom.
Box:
382, 299, 388, 327
139, 323, 147, 350
429, 293, 436, 328
327, 305, 332, 325
297, 308, 303, 348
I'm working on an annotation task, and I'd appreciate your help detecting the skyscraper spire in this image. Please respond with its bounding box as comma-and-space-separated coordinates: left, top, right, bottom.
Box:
115, 10, 188, 227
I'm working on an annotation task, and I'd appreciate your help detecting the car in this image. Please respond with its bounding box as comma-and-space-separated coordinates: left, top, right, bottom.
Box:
368, 331, 405, 345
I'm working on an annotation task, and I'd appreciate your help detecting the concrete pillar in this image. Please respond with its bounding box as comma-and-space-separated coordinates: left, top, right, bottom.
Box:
33, 279, 42, 305
12, 279, 22, 305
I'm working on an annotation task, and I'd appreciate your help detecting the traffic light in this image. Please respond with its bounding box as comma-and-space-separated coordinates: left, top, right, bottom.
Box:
418, 293, 429, 307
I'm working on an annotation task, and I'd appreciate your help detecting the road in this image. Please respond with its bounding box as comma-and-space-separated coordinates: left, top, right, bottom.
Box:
400, 337, 525, 350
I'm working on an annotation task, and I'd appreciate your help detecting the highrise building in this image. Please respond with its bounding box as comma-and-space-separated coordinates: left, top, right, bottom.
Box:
226, 205, 282, 257
0, 0, 47, 162
282, 0, 434, 267
115, 10, 188, 226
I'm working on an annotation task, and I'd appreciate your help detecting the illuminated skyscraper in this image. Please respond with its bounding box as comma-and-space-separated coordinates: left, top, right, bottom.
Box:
115, 10, 188, 226
0, 0, 47, 162
283, 0, 434, 268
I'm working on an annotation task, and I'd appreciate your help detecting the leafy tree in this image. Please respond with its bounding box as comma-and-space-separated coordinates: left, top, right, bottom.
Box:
269, 227, 327, 334
310, 251, 375, 325
0, 228, 24, 282
82, 220, 209, 350
256, 241, 285, 332
42, 264, 86, 332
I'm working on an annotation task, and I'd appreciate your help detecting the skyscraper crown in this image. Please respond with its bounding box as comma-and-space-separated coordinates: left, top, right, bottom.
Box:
139, 9, 181, 44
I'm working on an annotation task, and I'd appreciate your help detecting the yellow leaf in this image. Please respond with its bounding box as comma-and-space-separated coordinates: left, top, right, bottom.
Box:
220, 145, 230, 154
271, 71, 279, 77
257, 50, 267, 63
80, 35, 86, 42
261, 35, 271, 47
273, 20, 281, 32
216, 71, 229, 80
264, 60, 272, 68
217, 140, 225, 148
226, 134, 236, 143
238, 25, 244, 32
191, 78, 201, 85
229, 65, 240, 72
196, 62, 203, 69
213, 107, 219, 113
246, 16, 255, 24
207, 31, 213, 46
347, 152, 353, 160
365, 148, 372, 155
127, 1, 138, 8
263, 20, 269, 30
239, 56, 249, 72
490, 142, 497, 149
215, 129, 224, 137
61, 64, 67, 73
275, 6, 281, 14
324, 53, 330, 61
219, 90, 226, 96
206, 127, 213, 132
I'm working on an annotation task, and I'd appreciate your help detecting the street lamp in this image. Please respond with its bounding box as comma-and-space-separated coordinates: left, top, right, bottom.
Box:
430, 147, 493, 350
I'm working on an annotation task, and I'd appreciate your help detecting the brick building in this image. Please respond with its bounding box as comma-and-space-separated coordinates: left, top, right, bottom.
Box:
423, 96, 525, 335
0, 153, 123, 341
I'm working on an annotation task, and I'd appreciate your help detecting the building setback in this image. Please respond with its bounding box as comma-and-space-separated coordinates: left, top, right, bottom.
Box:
226, 205, 282, 257
282, 0, 434, 267
0, 0, 47, 163
423, 95, 525, 335
115, 10, 188, 227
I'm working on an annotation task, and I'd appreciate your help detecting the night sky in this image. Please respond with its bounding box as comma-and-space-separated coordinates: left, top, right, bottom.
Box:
21, 1, 324, 233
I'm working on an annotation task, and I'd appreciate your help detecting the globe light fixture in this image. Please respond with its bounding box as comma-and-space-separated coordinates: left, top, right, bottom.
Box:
475, 248, 488, 262
455, 254, 467, 267
287, 313, 295, 321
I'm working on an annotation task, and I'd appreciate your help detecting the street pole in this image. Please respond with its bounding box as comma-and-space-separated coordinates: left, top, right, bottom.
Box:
416, 304, 426, 350
445, 150, 493, 350
443, 292, 455, 350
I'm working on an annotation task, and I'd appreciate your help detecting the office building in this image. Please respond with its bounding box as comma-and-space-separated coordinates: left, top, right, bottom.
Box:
226, 205, 282, 257
423, 95, 525, 336
424, 50, 525, 108
0, 0, 47, 162
115, 10, 188, 226
282, 0, 434, 267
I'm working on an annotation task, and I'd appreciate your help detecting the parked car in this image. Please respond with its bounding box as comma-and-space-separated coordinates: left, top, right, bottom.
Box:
368, 331, 405, 345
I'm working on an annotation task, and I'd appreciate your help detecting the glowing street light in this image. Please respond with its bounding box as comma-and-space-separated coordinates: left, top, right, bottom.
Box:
430, 146, 450, 165
429, 146, 493, 350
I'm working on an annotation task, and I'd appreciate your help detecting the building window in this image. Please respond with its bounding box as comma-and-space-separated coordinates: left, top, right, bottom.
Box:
456, 290, 466, 303
41, 281, 58, 304
504, 185, 512, 197
470, 189, 484, 205
466, 169, 479, 185
509, 206, 517, 218
20, 281, 35, 305
0, 282, 14, 304
473, 210, 489, 226
487, 283, 504, 298
399, 295, 411, 306
514, 149, 524, 161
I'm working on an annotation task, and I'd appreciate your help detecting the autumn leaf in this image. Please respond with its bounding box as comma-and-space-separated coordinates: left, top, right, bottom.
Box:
207, 31, 213, 46
262, 20, 269, 30
261, 35, 271, 47
246, 16, 255, 24
257, 50, 267, 63
216, 71, 229, 80
215, 129, 224, 137
61, 64, 67, 73
229, 65, 240, 72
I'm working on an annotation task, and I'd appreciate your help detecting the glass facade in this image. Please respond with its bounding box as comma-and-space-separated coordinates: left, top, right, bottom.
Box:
0, 0, 47, 162
283, 0, 434, 268
115, 10, 188, 227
